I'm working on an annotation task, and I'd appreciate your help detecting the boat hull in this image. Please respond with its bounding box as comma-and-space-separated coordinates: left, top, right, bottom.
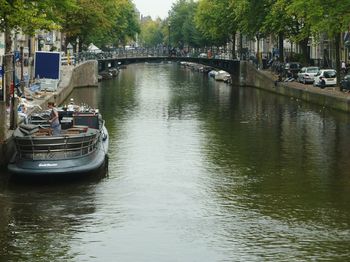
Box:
8, 126, 109, 177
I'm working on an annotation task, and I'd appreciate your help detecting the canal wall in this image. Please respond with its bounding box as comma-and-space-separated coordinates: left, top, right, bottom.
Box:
54, 60, 98, 105
240, 61, 350, 112
0, 60, 98, 168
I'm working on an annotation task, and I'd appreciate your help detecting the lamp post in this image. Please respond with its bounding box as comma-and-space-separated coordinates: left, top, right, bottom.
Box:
76, 37, 79, 54
76, 37, 80, 64
67, 43, 73, 56
38, 36, 44, 51
67, 43, 73, 65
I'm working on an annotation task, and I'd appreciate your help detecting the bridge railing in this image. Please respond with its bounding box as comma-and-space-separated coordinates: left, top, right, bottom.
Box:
75, 48, 238, 64
76, 48, 168, 63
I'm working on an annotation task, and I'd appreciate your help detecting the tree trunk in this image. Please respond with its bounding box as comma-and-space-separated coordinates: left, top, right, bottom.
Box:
299, 37, 310, 65
4, 28, 17, 129
5, 28, 13, 107
256, 35, 260, 68
231, 31, 236, 59
239, 32, 243, 60
335, 33, 341, 90
278, 32, 284, 63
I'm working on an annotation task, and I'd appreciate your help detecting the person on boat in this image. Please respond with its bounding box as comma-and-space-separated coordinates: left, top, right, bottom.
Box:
67, 98, 75, 111
47, 102, 61, 135
18, 103, 28, 124
67, 98, 79, 111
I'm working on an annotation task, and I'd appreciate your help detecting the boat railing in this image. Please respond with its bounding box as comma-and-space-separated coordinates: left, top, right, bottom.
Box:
15, 131, 100, 160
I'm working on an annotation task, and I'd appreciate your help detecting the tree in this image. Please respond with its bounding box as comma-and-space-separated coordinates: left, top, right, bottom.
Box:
62, 0, 140, 49
262, 0, 292, 62
0, 0, 76, 105
233, 0, 270, 38
168, 0, 205, 50
288, 0, 350, 88
233, 0, 271, 64
139, 19, 164, 48
195, 0, 238, 58
112, 0, 140, 47
195, 0, 228, 47
263, 0, 316, 64
62, 0, 112, 49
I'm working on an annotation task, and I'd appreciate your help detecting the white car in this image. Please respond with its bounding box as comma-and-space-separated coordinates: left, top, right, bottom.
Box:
313, 69, 337, 87
297, 66, 319, 84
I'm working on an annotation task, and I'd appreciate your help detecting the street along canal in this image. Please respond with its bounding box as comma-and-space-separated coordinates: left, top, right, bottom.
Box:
1, 63, 350, 261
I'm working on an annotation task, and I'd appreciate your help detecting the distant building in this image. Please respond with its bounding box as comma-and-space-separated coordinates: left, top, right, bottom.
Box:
141, 15, 152, 23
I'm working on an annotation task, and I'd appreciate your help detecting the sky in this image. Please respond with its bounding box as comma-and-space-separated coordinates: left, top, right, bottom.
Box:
132, 0, 175, 19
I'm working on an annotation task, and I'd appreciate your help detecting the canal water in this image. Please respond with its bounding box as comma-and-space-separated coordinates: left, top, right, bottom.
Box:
1, 63, 350, 261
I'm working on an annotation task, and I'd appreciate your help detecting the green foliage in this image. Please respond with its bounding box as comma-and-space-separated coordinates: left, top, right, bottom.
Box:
2, 0, 350, 61
233, 0, 271, 38
62, 0, 140, 49
0, 0, 76, 34
111, 0, 140, 46
289, 52, 307, 65
168, 0, 206, 48
288, 0, 350, 38
194, 0, 234, 46
0, 0, 140, 51
140, 19, 164, 48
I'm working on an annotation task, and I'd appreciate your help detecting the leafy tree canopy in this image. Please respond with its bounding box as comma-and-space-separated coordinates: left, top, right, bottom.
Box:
288, 0, 350, 38
168, 0, 206, 48
0, 0, 77, 34
62, 0, 140, 49
195, 0, 232, 46
139, 19, 164, 48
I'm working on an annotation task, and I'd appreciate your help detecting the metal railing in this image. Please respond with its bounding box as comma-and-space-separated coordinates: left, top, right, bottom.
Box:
75, 48, 237, 63
15, 129, 100, 160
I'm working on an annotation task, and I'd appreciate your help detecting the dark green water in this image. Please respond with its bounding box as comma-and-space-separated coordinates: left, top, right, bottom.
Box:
1, 63, 350, 261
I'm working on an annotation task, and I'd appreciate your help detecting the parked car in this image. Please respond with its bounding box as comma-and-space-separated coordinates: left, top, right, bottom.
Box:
340, 74, 350, 90
297, 66, 320, 84
198, 53, 207, 58
313, 69, 337, 88
284, 62, 302, 78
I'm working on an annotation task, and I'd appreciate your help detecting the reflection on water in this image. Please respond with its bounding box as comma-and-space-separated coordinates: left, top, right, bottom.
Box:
1, 63, 350, 261
0, 176, 105, 261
